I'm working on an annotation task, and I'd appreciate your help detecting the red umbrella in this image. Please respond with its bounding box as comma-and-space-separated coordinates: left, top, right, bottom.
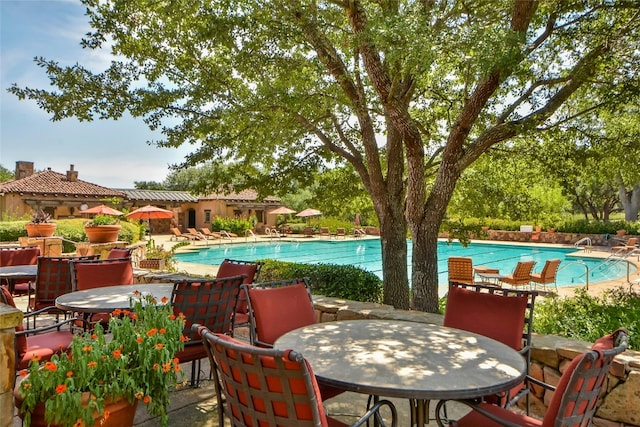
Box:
80, 204, 124, 216
126, 205, 174, 240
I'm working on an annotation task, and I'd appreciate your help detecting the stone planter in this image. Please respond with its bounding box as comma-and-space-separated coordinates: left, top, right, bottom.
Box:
139, 258, 165, 270
84, 225, 122, 243
25, 223, 57, 237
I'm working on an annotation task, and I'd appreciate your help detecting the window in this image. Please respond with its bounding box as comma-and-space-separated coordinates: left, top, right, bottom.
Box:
204, 210, 211, 223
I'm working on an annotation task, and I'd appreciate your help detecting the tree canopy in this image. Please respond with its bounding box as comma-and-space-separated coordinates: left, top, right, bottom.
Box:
9, 0, 640, 312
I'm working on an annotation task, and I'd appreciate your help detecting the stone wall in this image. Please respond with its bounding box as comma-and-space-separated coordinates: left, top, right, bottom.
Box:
311, 295, 640, 426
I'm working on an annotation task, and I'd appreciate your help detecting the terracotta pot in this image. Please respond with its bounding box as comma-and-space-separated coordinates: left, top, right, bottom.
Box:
616, 229, 627, 236
84, 225, 122, 243
14, 388, 138, 427
25, 223, 57, 237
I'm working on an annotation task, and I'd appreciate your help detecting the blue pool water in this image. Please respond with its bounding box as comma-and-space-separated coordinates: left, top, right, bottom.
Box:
174, 239, 634, 287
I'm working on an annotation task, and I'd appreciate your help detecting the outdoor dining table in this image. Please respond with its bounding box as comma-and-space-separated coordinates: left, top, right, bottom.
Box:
55, 283, 174, 314
0, 264, 38, 293
274, 319, 526, 427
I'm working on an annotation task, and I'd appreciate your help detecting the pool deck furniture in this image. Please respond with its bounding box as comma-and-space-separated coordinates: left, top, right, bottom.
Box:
275, 319, 526, 427
55, 283, 174, 314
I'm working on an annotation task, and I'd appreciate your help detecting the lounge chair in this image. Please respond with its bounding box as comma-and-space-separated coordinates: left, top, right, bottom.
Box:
336, 227, 346, 238
612, 237, 638, 253
303, 226, 314, 237
498, 260, 536, 288
354, 227, 366, 238
530, 258, 561, 291
187, 227, 210, 240
200, 227, 221, 239
319, 227, 330, 237
170, 227, 199, 241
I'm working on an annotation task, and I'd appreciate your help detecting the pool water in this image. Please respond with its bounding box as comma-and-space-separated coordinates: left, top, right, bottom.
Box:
174, 239, 634, 287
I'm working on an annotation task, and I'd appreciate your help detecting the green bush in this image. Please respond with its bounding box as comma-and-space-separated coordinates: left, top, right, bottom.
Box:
210, 216, 253, 235
533, 287, 639, 350
257, 260, 383, 303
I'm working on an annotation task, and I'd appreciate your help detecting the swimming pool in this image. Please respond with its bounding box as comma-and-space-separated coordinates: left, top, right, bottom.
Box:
174, 239, 634, 287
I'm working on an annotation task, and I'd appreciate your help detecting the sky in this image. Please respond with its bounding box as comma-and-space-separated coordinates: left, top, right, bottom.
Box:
0, 0, 193, 188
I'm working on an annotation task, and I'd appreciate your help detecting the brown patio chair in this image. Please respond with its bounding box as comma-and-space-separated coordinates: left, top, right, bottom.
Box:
216, 258, 263, 328
447, 257, 474, 285
497, 260, 536, 288
187, 227, 210, 240
200, 227, 221, 239
170, 227, 199, 241
303, 226, 314, 237
530, 258, 561, 292
435, 328, 627, 427
336, 227, 346, 238
171, 275, 247, 386
198, 327, 398, 427
443, 283, 537, 411
319, 227, 330, 237
612, 237, 638, 253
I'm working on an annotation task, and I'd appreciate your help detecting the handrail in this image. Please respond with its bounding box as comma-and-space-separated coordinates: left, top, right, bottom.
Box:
574, 237, 592, 253
265, 227, 281, 239
558, 260, 590, 290
245, 229, 257, 243
219, 230, 233, 241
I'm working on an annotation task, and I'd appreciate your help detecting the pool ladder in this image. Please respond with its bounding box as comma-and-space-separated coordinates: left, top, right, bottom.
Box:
574, 237, 592, 253
245, 229, 257, 243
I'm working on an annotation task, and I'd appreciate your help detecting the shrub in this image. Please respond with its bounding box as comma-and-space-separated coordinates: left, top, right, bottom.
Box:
257, 260, 383, 303
533, 287, 640, 350
210, 216, 253, 235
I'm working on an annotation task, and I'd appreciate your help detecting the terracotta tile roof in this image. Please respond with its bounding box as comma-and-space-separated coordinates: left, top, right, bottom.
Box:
0, 170, 124, 197
118, 189, 198, 203
200, 189, 280, 203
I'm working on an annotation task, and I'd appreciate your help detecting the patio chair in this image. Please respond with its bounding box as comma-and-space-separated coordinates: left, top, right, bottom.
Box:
187, 227, 211, 240
447, 257, 474, 285
171, 275, 247, 386
443, 283, 537, 410
170, 227, 199, 241
612, 237, 638, 253
1, 285, 85, 372
27, 255, 98, 327
106, 247, 133, 259
0, 246, 41, 295
241, 278, 345, 401
215, 258, 263, 328
198, 327, 398, 427
303, 226, 314, 237
435, 328, 627, 427
319, 227, 330, 237
336, 227, 346, 238
529, 258, 561, 292
497, 260, 536, 288
200, 227, 221, 239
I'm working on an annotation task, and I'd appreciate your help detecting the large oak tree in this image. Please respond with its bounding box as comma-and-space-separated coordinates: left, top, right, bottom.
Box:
10, 1, 640, 311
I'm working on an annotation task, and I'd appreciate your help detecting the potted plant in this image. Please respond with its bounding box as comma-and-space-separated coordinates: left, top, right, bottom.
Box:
14, 292, 186, 427
25, 209, 57, 237
139, 242, 188, 271
84, 215, 122, 243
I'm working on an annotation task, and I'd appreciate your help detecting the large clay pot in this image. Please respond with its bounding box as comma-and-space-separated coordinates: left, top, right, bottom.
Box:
84, 225, 122, 243
14, 389, 138, 427
25, 223, 57, 237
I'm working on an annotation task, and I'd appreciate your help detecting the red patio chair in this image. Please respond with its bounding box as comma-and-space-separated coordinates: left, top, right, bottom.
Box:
215, 258, 263, 327
107, 247, 133, 259
198, 327, 398, 427
171, 275, 247, 386
0, 246, 40, 295
435, 328, 628, 427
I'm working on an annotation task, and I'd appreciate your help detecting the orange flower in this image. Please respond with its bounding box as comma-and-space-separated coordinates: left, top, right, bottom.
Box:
136, 336, 143, 344
112, 309, 122, 316
88, 361, 98, 369
162, 362, 171, 372
19, 370, 27, 377
159, 328, 166, 334
112, 349, 121, 359
174, 365, 181, 373
131, 313, 138, 320
73, 419, 84, 427
143, 396, 151, 404
172, 357, 179, 364
103, 410, 110, 420
135, 391, 144, 400
91, 334, 97, 339
22, 383, 31, 390
55, 384, 67, 394
155, 343, 164, 350
161, 296, 168, 304
133, 290, 141, 296
169, 314, 176, 320
44, 361, 57, 371
32, 354, 42, 362
180, 335, 189, 342
66, 371, 74, 378
147, 328, 158, 337
153, 363, 159, 371
82, 345, 92, 353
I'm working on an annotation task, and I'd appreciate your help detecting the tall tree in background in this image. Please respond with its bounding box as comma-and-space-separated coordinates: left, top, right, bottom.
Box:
9, 1, 640, 312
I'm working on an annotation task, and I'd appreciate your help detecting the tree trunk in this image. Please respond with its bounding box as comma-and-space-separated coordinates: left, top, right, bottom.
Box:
410, 220, 441, 313
379, 215, 410, 309
619, 183, 640, 222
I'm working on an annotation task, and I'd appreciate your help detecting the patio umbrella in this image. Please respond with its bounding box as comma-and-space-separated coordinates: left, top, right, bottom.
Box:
268, 206, 297, 215
80, 204, 124, 216
295, 208, 322, 218
126, 205, 174, 240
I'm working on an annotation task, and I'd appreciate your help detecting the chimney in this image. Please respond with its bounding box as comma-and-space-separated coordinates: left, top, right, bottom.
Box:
15, 161, 34, 180
66, 164, 78, 182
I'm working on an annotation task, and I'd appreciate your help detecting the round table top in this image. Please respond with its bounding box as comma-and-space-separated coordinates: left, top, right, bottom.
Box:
274, 319, 526, 400
0, 264, 37, 278
55, 283, 174, 313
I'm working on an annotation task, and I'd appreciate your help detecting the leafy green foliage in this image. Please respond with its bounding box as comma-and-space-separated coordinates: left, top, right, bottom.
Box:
257, 260, 383, 303
533, 288, 640, 350
84, 215, 118, 226
0, 164, 13, 182
209, 216, 252, 235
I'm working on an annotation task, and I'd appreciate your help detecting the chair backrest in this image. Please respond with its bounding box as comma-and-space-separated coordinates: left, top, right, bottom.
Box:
303, 227, 314, 236
107, 247, 132, 259
33, 255, 98, 309
512, 260, 536, 280
336, 228, 345, 235
244, 278, 316, 347
626, 237, 638, 247
70, 258, 134, 291
170, 227, 183, 236
199, 328, 326, 427
171, 275, 247, 343
543, 329, 627, 427
536, 259, 561, 283
216, 259, 263, 284
447, 257, 474, 285
444, 283, 535, 352
0, 246, 41, 267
